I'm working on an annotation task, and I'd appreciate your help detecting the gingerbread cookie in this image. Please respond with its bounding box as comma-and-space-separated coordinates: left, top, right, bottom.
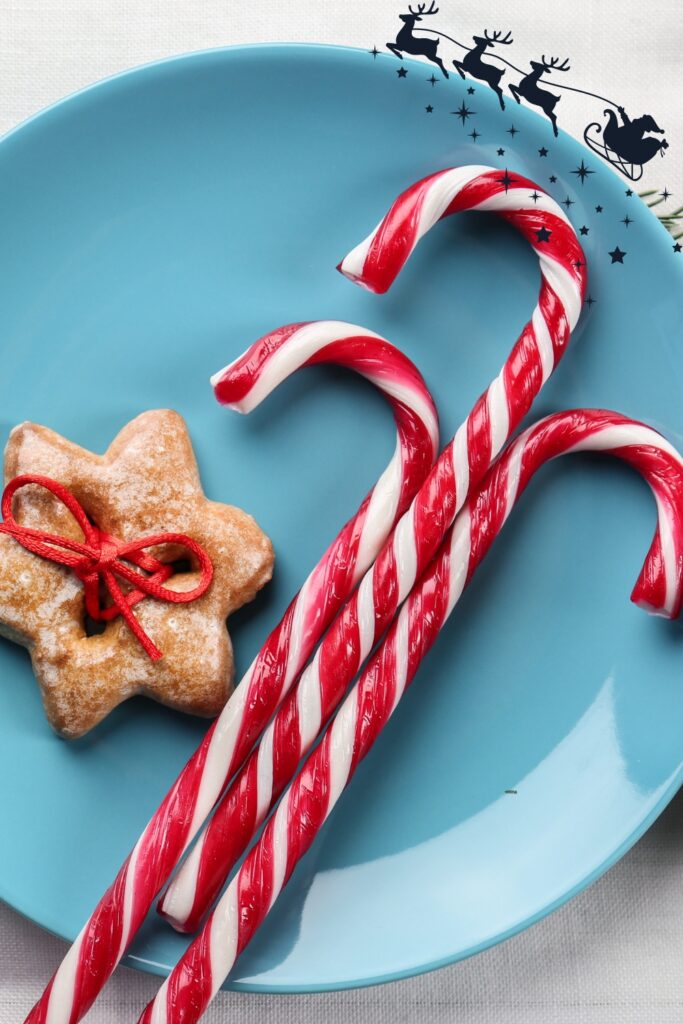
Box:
0, 410, 274, 738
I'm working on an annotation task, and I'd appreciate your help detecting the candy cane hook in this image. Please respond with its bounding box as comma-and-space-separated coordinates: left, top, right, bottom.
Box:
139, 408, 683, 1023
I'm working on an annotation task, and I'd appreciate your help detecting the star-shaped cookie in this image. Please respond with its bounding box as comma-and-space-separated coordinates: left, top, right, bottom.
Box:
0, 410, 274, 738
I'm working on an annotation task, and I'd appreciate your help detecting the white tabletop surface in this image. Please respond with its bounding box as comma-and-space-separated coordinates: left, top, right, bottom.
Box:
1, 2, 682, 1021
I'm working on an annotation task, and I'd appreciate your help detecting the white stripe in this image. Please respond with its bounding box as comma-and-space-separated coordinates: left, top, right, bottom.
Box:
365, 371, 439, 454
452, 423, 469, 511
208, 881, 240, 997
148, 976, 168, 1024
539, 256, 582, 330
160, 837, 202, 928
567, 423, 682, 462
296, 655, 323, 751
393, 506, 418, 603
189, 682, 249, 838
210, 321, 384, 410
390, 605, 411, 714
327, 698, 358, 812
503, 438, 526, 521
283, 578, 309, 687
446, 508, 472, 617
532, 305, 555, 384
486, 373, 510, 459
415, 165, 492, 241
117, 839, 141, 954
471, 186, 571, 227
356, 441, 402, 571
45, 932, 83, 1024
356, 571, 377, 661
269, 800, 290, 908
255, 724, 275, 821
338, 220, 386, 282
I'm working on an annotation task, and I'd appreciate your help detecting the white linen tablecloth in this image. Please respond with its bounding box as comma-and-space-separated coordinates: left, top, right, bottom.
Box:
1, 2, 681, 1021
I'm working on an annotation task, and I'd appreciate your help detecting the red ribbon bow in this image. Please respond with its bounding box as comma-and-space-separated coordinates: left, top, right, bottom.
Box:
0, 474, 214, 661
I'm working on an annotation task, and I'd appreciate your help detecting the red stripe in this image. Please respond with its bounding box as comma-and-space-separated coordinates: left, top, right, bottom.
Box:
353, 177, 432, 293
212, 322, 306, 404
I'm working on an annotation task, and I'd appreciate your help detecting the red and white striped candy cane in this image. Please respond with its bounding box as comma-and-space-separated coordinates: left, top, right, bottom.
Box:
23, 322, 438, 1024
139, 408, 683, 1023
158, 166, 586, 931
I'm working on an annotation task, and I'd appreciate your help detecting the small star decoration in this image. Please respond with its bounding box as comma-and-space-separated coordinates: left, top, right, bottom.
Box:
425, 105, 434, 113
572, 161, 594, 184
673, 242, 682, 253
609, 246, 626, 263
536, 227, 552, 243
507, 124, 519, 137
453, 102, 475, 124
579, 225, 589, 235
497, 147, 505, 156
469, 128, 481, 142
498, 170, 515, 192
397, 67, 408, 78
538, 147, 549, 157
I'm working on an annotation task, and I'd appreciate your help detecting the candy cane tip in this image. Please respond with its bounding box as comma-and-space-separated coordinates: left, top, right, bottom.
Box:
632, 594, 676, 620
210, 374, 249, 413
336, 259, 385, 294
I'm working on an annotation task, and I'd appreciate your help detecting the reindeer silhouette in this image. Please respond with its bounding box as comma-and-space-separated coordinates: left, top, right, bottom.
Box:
509, 56, 570, 137
453, 30, 513, 110
387, 2, 449, 78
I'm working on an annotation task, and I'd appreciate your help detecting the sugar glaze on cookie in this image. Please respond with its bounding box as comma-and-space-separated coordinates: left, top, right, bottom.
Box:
0, 410, 274, 738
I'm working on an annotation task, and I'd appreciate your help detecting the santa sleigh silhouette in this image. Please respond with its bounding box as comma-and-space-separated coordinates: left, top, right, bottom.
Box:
583, 106, 668, 182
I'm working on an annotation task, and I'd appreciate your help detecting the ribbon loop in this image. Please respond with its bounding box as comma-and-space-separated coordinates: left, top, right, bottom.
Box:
0, 474, 214, 660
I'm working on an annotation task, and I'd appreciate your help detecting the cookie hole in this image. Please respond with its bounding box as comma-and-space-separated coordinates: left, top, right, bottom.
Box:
171, 558, 192, 575
84, 614, 107, 637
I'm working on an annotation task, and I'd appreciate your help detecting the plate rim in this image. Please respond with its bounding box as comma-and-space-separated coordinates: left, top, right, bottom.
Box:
0, 40, 681, 993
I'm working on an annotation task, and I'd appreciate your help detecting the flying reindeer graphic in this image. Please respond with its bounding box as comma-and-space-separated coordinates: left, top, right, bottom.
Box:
382, 8, 670, 180
510, 55, 571, 137
453, 30, 513, 110
387, 2, 449, 78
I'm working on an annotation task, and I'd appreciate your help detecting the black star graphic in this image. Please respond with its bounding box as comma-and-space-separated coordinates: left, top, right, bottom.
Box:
498, 170, 516, 192
397, 67, 408, 78
427, 74, 438, 86
507, 124, 519, 137
625, 189, 633, 197
529, 191, 541, 203
536, 227, 552, 243
571, 160, 594, 184
469, 128, 481, 142
579, 225, 589, 235
674, 242, 682, 253
467, 86, 475, 94
621, 215, 633, 228
609, 246, 626, 263
425, 105, 434, 113
586, 295, 596, 308
661, 188, 671, 201
549, 175, 557, 183
595, 204, 603, 213
497, 147, 505, 156
562, 196, 575, 210
573, 258, 584, 270
369, 46, 379, 59
538, 147, 549, 157
452, 102, 475, 124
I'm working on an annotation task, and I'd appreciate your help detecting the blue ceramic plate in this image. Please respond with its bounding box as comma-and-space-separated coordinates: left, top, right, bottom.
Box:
0, 45, 681, 993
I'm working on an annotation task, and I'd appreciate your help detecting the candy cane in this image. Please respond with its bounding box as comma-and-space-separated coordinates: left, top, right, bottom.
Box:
139, 408, 683, 1023
158, 166, 586, 932
23, 322, 438, 1024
